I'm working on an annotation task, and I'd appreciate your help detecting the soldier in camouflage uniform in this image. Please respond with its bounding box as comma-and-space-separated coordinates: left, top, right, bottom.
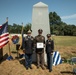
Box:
23, 30, 34, 70
34, 29, 45, 70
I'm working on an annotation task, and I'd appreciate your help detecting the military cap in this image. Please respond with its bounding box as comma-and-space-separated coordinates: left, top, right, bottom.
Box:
27, 30, 32, 34
47, 34, 51, 38
38, 29, 43, 33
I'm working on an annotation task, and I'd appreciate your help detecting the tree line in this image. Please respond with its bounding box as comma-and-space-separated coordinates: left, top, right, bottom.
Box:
8, 23, 31, 34
8, 12, 76, 36
49, 12, 76, 36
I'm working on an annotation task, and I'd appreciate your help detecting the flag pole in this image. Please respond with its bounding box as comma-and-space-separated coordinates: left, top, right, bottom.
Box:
6, 17, 8, 22
6, 17, 11, 56
18, 22, 24, 58
21, 22, 24, 50
6, 17, 13, 60
19, 22, 24, 49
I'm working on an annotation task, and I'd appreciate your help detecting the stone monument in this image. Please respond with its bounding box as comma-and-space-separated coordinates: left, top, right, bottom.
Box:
32, 2, 50, 62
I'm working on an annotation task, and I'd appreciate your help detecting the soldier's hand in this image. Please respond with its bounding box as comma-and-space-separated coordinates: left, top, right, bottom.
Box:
51, 53, 53, 55
34, 44, 36, 47
33, 50, 35, 53
44, 44, 45, 47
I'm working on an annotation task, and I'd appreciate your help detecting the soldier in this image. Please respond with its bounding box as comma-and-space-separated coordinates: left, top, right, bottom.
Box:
34, 29, 45, 70
46, 34, 54, 72
23, 30, 34, 70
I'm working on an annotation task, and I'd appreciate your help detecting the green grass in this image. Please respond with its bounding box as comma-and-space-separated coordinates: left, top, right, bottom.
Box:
51, 36, 76, 59
52, 36, 76, 46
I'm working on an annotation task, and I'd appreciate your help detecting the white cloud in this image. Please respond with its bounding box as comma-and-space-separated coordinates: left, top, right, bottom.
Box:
61, 14, 76, 20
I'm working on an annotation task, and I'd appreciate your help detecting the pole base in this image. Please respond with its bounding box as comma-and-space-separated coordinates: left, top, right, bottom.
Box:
6, 55, 13, 60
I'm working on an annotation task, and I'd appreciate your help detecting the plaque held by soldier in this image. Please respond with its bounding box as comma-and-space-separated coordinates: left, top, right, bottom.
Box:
37, 43, 44, 48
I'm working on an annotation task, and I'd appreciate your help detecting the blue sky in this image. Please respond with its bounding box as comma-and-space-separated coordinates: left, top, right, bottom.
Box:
0, 0, 76, 25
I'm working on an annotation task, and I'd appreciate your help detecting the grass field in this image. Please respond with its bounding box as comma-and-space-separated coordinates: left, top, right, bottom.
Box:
52, 36, 76, 46
51, 36, 76, 59
0, 36, 76, 75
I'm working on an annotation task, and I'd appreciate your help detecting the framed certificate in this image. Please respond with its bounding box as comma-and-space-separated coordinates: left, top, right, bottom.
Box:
37, 43, 44, 48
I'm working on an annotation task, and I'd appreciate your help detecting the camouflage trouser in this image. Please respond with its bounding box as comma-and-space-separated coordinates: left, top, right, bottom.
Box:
36, 52, 44, 67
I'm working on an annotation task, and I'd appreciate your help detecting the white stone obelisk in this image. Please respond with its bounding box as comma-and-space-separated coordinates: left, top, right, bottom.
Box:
32, 2, 50, 63
32, 2, 50, 37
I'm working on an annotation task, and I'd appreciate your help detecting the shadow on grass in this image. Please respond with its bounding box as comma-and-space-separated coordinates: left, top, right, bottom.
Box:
19, 59, 37, 68
0, 53, 8, 64
19, 59, 25, 67
11, 51, 17, 54
61, 71, 73, 74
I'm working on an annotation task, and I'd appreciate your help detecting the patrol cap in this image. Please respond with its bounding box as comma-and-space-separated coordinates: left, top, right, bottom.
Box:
47, 34, 51, 38
27, 30, 32, 34
38, 29, 43, 33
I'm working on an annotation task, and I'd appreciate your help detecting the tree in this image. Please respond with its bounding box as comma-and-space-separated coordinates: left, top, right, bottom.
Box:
24, 23, 31, 34
49, 12, 63, 34
49, 12, 61, 25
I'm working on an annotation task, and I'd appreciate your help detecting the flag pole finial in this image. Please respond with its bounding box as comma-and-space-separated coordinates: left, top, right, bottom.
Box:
22, 22, 23, 25
6, 17, 8, 22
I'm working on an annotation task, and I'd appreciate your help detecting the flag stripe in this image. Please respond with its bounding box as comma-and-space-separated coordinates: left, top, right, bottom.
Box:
0, 40, 9, 46
57, 54, 62, 65
0, 41, 9, 48
57, 56, 61, 65
53, 51, 56, 62
0, 33, 9, 37
0, 36, 9, 42
0, 33, 9, 41
0, 36, 9, 48
0, 37, 9, 43
60, 59, 62, 63
55, 54, 60, 65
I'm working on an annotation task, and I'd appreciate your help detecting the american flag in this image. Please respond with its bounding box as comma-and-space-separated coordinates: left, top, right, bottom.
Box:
0, 22, 9, 48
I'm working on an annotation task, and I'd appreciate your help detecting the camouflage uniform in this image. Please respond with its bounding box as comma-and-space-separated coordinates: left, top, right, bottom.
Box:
35, 31, 45, 69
